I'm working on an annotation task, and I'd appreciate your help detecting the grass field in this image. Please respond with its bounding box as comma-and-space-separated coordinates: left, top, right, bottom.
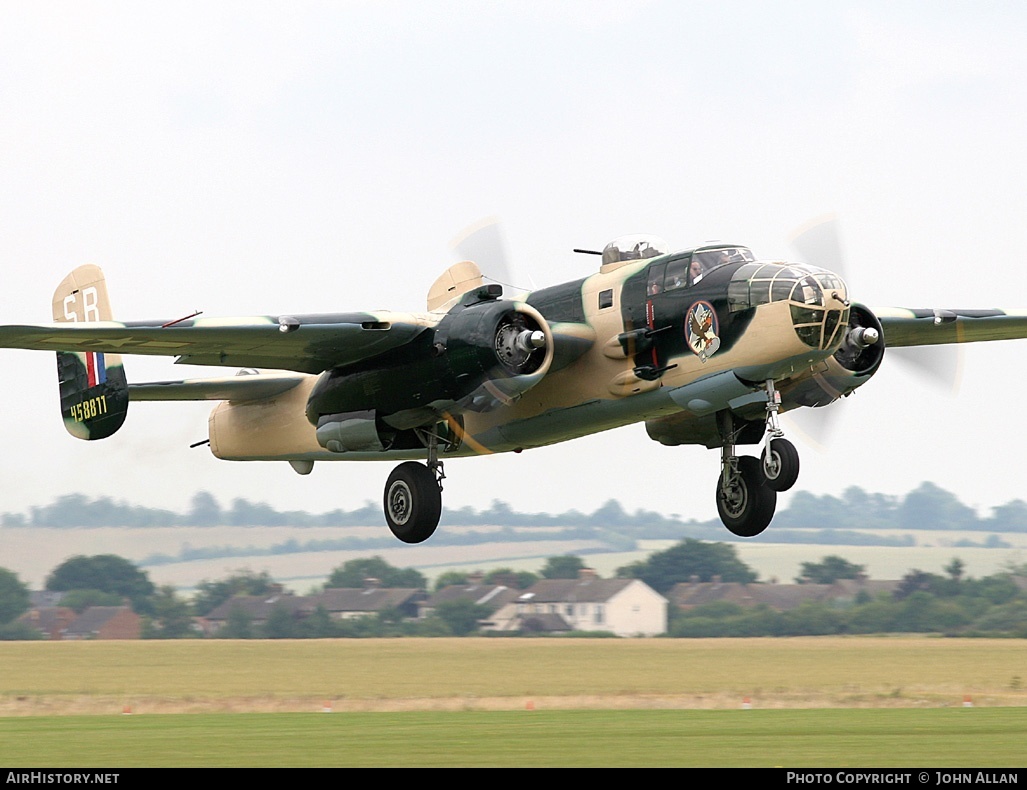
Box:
1, 637, 1024, 767
2, 637, 1026, 715
2, 709, 1025, 767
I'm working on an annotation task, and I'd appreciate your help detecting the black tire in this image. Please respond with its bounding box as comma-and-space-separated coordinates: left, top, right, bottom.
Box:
383, 462, 442, 544
716, 456, 776, 537
761, 437, 800, 492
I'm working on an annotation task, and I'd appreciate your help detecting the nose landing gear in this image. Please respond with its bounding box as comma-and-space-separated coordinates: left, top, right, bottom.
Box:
760, 378, 800, 493
713, 379, 801, 537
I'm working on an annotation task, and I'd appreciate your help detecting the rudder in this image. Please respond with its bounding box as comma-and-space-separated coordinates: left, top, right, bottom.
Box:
52, 265, 128, 439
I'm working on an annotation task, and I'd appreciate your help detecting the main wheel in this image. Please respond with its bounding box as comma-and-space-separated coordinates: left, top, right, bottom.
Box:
761, 437, 799, 492
716, 456, 776, 537
383, 461, 442, 544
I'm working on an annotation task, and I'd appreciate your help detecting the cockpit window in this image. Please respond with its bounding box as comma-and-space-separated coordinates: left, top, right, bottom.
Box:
693, 247, 755, 272
601, 234, 670, 266
654, 246, 756, 294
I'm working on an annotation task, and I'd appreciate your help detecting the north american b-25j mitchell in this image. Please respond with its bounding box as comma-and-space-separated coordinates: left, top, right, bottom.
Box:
2, 222, 1026, 543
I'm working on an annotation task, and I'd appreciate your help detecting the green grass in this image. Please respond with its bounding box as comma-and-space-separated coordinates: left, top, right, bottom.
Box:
1, 638, 1024, 766
2, 637, 1025, 710
1, 709, 1024, 767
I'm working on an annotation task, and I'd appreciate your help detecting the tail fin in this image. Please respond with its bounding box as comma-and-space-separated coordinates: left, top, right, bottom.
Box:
52, 265, 128, 440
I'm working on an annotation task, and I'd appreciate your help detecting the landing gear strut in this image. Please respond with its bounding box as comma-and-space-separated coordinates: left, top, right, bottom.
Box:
713, 379, 802, 538
760, 378, 800, 493
383, 431, 445, 544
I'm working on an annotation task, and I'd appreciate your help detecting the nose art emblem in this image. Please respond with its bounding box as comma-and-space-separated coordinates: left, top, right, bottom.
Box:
685, 300, 721, 363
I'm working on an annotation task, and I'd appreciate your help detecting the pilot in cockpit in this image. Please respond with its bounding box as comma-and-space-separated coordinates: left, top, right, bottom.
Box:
689, 258, 704, 285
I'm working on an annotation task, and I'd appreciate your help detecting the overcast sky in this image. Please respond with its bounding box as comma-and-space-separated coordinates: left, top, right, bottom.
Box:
2, 1, 1026, 526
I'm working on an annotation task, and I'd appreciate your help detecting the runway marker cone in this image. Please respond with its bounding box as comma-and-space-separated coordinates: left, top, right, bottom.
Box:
742, 697, 752, 710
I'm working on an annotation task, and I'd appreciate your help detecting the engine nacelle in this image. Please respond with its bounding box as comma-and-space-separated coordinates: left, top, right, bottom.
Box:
306, 296, 554, 443
780, 303, 885, 409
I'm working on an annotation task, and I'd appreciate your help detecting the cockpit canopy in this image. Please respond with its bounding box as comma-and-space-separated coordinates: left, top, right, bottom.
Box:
646, 245, 756, 295
601, 234, 670, 266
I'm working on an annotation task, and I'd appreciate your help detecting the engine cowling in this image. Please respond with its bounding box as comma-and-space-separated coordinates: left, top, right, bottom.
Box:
306, 296, 554, 450
781, 303, 885, 409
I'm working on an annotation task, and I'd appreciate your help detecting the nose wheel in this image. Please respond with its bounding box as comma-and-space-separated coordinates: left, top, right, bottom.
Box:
761, 437, 799, 492
760, 378, 799, 492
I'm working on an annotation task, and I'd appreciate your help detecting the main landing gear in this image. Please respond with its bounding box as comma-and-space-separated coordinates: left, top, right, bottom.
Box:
383, 430, 446, 544
715, 379, 800, 537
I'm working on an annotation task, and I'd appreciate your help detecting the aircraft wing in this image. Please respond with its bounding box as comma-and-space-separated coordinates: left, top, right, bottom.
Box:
874, 308, 1027, 348
0, 313, 432, 374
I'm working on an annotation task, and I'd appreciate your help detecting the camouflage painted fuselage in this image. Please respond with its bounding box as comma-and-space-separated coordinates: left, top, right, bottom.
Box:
207, 247, 855, 462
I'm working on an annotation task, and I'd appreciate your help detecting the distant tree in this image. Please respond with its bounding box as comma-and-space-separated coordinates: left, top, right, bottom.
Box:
590, 500, 628, 526
262, 603, 301, 639
58, 589, 125, 614
0, 568, 30, 624
25, 495, 178, 528
45, 555, 155, 613
193, 570, 276, 617
326, 557, 426, 589
962, 574, 1020, 605
0, 620, 42, 640
479, 500, 516, 524
617, 539, 757, 593
898, 482, 978, 530
944, 558, 966, 582
433, 600, 492, 636
986, 500, 1027, 531
540, 555, 587, 579
484, 568, 538, 589
219, 604, 254, 639
433, 572, 470, 592
796, 556, 866, 585
894, 570, 945, 600
143, 586, 195, 639
188, 491, 223, 526
228, 498, 286, 527
300, 605, 338, 638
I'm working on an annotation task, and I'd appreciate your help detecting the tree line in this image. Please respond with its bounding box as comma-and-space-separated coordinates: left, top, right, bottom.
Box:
1, 541, 1025, 640
3, 482, 1026, 537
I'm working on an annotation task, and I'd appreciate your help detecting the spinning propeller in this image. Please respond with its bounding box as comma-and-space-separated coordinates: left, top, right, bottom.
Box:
450, 216, 532, 299
785, 214, 963, 448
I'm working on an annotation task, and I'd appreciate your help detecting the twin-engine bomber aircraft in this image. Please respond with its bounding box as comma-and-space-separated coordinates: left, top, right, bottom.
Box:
2, 230, 1026, 543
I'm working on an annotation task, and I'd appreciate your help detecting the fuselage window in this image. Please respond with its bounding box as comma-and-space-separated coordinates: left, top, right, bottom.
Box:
646, 262, 666, 296
664, 258, 689, 290
598, 289, 613, 309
